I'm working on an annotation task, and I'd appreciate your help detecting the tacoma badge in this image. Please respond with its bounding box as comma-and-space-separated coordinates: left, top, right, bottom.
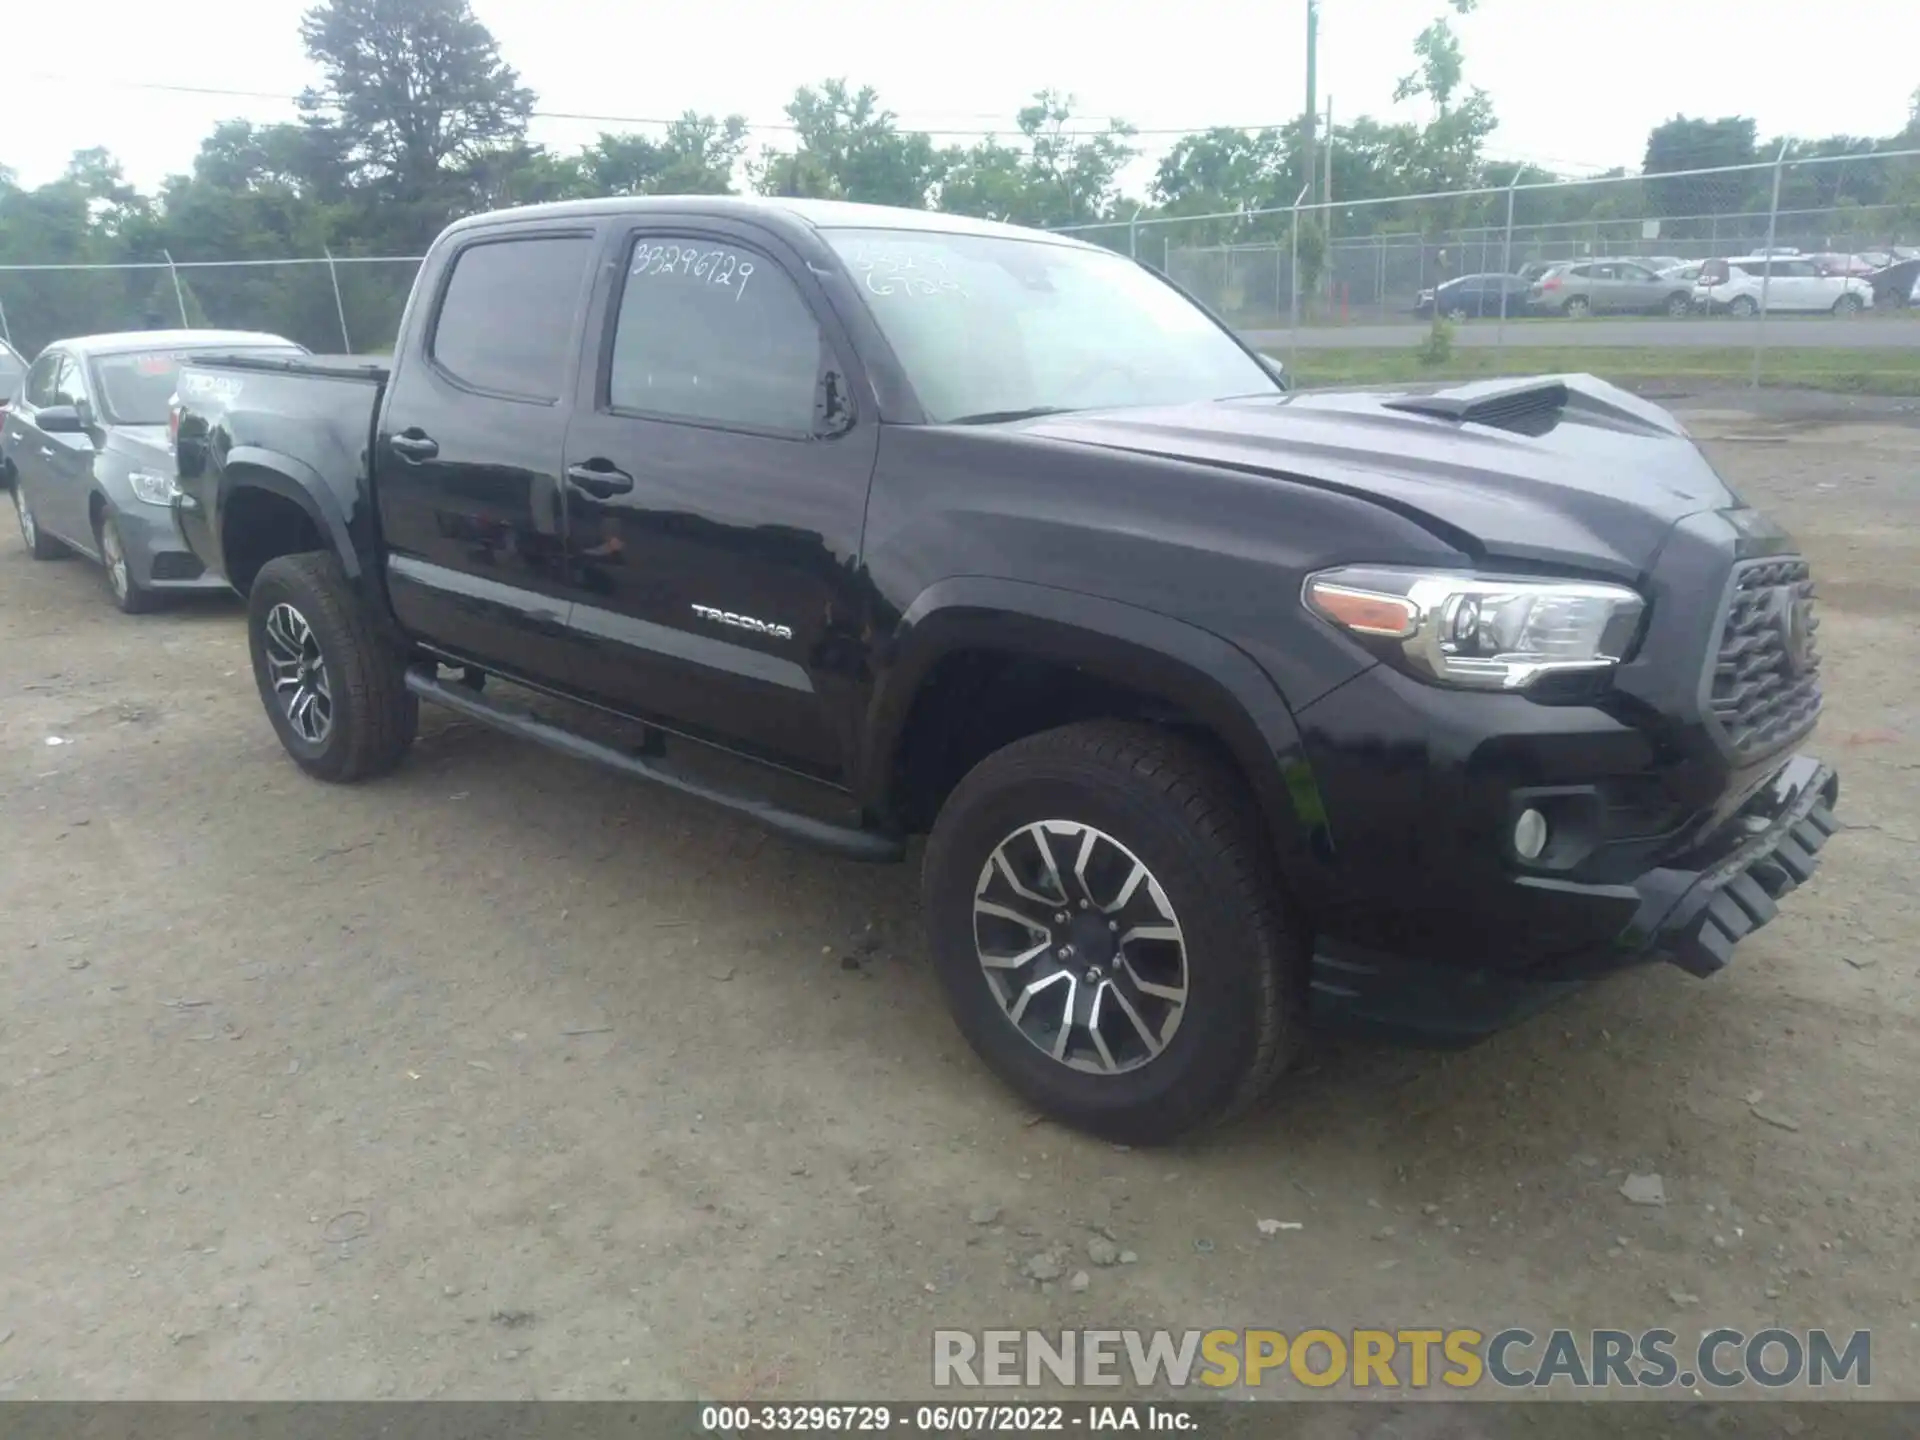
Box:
691, 603, 794, 641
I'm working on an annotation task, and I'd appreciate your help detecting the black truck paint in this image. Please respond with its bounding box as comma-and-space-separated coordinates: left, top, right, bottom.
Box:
169, 196, 1839, 1143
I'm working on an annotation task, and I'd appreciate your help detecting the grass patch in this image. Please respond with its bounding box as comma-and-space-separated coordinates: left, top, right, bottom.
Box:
1290, 346, 1920, 397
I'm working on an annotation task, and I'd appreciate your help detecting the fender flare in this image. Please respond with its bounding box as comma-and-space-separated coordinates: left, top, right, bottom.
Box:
219, 446, 361, 581
859, 575, 1332, 889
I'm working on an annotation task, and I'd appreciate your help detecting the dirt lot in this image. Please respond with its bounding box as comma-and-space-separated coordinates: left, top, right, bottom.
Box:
3, 392, 1918, 1406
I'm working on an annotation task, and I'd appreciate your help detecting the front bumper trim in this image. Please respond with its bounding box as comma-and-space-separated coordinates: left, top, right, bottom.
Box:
1636, 756, 1839, 978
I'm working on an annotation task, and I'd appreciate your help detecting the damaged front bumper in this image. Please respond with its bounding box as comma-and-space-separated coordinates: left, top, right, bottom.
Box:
1625, 754, 1840, 979
1309, 754, 1841, 1045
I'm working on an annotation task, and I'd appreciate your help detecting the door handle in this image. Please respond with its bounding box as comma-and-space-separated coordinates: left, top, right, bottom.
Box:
390, 431, 439, 462
566, 462, 634, 498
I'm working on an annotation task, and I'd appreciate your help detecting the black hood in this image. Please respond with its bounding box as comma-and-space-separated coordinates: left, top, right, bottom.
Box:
1022, 374, 1739, 581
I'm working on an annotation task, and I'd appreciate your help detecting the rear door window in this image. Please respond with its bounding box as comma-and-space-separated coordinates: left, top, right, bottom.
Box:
430, 234, 595, 402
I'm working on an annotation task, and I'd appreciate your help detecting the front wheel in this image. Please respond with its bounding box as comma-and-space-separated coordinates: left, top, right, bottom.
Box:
1665, 292, 1693, 317
99, 510, 158, 614
247, 551, 417, 783
1833, 293, 1864, 316
921, 721, 1304, 1145
14, 485, 64, 560
1730, 296, 1759, 317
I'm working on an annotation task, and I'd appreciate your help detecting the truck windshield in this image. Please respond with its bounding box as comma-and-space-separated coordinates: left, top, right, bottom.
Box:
821, 228, 1278, 423
95, 345, 304, 426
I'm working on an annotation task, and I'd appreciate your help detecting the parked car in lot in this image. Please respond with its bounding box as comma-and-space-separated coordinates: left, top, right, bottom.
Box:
0, 338, 25, 453
171, 197, 1840, 1143
1412, 272, 1533, 320
1694, 257, 1875, 316
1658, 260, 1706, 285
1807, 252, 1878, 278
2, 330, 306, 611
1529, 259, 1696, 316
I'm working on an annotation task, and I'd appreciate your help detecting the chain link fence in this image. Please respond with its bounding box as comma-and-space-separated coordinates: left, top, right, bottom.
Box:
3, 148, 1918, 392
0, 256, 424, 359
1063, 147, 1920, 391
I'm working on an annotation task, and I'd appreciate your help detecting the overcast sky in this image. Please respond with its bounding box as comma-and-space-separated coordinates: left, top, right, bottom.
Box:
7, 0, 1915, 198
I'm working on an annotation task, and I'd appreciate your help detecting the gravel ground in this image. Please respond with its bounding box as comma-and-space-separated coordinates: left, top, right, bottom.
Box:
2, 391, 1917, 1407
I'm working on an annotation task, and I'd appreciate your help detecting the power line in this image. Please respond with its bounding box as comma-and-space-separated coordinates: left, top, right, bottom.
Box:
15, 71, 1289, 140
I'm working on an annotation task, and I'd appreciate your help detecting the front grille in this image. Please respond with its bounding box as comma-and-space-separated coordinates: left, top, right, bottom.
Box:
1706, 557, 1822, 760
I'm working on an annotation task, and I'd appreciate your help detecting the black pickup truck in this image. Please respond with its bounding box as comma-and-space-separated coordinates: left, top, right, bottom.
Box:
170, 196, 1839, 1143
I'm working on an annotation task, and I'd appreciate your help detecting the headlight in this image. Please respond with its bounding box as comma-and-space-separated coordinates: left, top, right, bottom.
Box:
127, 469, 180, 506
1303, 565, 1645, 692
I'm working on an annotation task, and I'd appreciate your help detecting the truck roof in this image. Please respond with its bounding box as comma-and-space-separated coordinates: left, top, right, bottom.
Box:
444, 195, 1095, 250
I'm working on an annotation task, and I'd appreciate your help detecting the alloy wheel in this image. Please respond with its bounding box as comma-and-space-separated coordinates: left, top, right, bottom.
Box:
101, 520, 129, 601
972, 819, 1189, 1075
262, 601, 334, 744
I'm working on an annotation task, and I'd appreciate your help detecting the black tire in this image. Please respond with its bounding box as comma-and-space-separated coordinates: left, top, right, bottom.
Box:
13, 485, 64, 560
921, 720, 1304, 1145
1665, 292, 1693, 317
98, 510, 158, 614
247, 551, 417, 783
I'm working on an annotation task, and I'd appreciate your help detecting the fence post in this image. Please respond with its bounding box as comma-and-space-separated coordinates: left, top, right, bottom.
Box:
0, 293, 10, 346
325, 247, 354, 353
1752, 140, 1789, 390
161, 250, 190, 328
1288, 183, 1310, 373
1496, 170, 1521, 367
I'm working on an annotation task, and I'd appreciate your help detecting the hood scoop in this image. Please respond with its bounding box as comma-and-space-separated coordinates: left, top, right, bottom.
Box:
1383, 379, 1569, 436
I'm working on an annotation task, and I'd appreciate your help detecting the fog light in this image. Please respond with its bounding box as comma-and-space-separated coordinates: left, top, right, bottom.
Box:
1514, 808, 1549, 860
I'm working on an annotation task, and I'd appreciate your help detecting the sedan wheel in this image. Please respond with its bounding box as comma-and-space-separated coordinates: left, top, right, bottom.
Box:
97, 512, 156, 613
1563, 297, 1591, 318
15, 486, 63, 560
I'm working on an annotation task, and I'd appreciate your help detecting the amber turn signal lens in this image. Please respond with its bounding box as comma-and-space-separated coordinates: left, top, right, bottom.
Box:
1306, 581, 1420, 638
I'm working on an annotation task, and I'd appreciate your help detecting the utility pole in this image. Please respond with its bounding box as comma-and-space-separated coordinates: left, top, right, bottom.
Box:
1323, 94, 1333, 209
1303, 0, 1320, 206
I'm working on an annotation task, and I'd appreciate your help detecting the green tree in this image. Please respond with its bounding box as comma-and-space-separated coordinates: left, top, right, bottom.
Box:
579, 113, 749, 196
757, 80, 944, 207
1017, 91, 1137, 227
297, 0, 534, 245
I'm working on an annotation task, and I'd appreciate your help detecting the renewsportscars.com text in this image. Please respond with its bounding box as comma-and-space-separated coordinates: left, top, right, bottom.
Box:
932, 1327, 1871, 1391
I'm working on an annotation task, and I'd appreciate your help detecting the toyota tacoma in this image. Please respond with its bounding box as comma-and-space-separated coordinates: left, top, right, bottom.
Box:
168, 197, 1840, 1144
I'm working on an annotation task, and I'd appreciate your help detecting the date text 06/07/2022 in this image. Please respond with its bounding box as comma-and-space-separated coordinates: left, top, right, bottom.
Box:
699, 1403, 1196, 1432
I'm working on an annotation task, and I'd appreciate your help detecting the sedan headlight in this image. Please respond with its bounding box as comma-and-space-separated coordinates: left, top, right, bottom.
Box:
1304, 565, 1646, 692
127, 468, 180, 506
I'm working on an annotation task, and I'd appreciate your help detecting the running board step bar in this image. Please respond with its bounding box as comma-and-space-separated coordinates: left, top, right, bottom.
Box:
404, 667, 903, 863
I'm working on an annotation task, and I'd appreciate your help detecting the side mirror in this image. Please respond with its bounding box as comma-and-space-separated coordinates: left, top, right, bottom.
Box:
35, 404, 84, 435
1259, 354, 1292, 392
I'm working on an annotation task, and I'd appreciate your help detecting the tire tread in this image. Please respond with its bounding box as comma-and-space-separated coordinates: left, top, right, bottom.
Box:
925, 719, 1304, 1142
250, 551, 415, 782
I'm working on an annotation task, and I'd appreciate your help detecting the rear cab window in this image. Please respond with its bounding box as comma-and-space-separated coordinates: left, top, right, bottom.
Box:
430, 233, 596, 402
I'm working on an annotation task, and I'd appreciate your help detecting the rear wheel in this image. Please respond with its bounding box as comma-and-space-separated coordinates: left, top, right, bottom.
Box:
921, 721, 1304, 1145
1562, 296, 1591, 318
14, 486, 64, 560
1730, 295, 1759, 317
98, 511, 158, 614
247, 551, 417, 783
